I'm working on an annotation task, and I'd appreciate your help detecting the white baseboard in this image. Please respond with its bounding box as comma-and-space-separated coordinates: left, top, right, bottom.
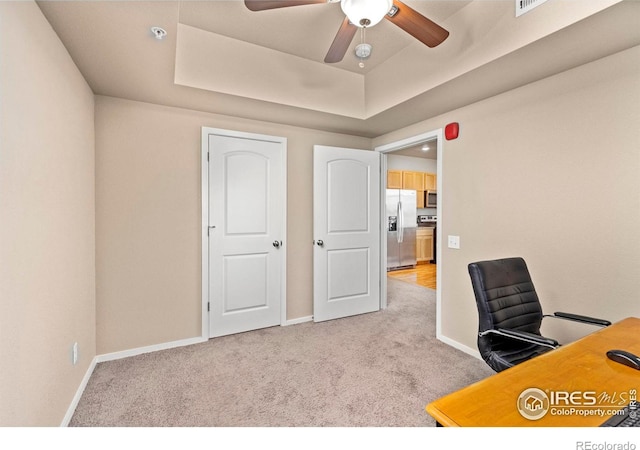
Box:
96, 336, 208, 363
60, 356, 97, 427
284, 315, 313, 326
436, 332, 483, 361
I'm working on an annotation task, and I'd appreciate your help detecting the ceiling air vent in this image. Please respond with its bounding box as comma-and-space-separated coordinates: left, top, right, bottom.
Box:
515, 0, 549, 17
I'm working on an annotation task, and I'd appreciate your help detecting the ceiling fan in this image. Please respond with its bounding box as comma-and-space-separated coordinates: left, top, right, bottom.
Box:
244, 0, 450, 64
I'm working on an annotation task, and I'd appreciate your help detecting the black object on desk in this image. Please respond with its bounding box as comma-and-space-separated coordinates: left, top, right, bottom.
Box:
606, 349, 640, 370
600, 404, 640, 427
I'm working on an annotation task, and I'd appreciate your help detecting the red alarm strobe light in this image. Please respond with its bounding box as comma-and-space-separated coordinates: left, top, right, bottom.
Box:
445, 122, 459, 140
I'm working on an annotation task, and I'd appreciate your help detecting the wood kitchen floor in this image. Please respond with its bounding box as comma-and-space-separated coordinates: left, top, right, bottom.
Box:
387, 262, 437, 289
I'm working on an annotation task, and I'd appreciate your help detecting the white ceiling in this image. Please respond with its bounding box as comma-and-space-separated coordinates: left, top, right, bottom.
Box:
37, 0, 640, 138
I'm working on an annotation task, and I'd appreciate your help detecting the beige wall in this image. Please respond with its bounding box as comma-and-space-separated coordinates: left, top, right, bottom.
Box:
0, 2, 96, 426
95, 96, 371, 354
374, 45, 640, 352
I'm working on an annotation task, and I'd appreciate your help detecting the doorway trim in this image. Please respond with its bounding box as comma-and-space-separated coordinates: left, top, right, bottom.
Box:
201, 127, 288, 339
375, 128, 443, 338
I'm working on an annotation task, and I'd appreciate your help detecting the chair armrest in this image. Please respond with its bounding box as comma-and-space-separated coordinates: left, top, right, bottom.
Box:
547, 312, 611, 327
479, 328, 559, 349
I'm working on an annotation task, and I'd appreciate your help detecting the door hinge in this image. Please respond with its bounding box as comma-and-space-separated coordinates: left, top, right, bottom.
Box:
207, 302, 210, 312
207, 152, 209, 162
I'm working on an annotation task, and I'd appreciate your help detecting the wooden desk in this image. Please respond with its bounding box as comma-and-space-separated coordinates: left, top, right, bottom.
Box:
426, 317, 640, 427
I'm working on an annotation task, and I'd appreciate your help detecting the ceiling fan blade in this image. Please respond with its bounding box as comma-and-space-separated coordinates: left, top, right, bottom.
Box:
324, 17, 358, 63
385, 0, 449, 48
244, 0, 327, 12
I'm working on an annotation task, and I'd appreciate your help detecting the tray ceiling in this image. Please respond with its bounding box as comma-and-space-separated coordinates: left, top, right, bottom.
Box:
37, 0, 639, 137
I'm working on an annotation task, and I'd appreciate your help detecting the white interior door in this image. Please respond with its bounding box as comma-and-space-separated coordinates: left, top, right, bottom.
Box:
313, 145, 380, 322
206, 129, 286, 338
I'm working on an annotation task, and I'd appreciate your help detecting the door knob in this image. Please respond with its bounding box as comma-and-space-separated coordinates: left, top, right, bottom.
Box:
273, 241, 281, 248
316, 240, 324, 247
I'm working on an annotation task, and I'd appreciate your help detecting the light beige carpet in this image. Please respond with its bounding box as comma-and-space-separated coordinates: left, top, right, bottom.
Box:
70, 278, 494, 427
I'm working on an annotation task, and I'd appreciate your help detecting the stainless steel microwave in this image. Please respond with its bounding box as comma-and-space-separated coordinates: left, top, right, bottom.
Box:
426, 190, 437, 208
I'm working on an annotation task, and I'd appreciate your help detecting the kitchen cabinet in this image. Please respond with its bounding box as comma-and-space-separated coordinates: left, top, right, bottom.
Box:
416, 227, 434, 263
387, 170, 425, 190
402, 171, 424, 191
387, 170, 403, 189
424, 173, 437, 191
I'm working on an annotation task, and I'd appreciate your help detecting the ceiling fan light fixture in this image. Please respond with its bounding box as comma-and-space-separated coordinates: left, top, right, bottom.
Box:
341, 0, 393, 28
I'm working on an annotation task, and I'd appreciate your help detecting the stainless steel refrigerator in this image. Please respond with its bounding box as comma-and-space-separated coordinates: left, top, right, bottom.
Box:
386, 189, 417, 270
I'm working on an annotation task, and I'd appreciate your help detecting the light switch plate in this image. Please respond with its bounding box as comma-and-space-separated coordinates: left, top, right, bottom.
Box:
448, 235, 460, 249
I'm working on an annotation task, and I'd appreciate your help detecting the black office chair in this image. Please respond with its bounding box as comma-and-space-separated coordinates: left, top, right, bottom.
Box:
468, 257, 611, 373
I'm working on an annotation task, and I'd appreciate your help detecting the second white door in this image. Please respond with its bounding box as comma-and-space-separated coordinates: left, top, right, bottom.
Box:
313, 145, 380, 322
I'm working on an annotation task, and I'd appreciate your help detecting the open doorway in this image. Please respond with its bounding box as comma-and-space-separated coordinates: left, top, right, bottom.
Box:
376, 129, 443, 337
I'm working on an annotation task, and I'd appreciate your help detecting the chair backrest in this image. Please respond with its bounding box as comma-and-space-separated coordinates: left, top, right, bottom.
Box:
468, 257, 544, 364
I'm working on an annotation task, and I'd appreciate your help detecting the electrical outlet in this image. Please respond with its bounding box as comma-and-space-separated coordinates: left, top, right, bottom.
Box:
448, 235, 460, 249
72, 342, 78, 365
